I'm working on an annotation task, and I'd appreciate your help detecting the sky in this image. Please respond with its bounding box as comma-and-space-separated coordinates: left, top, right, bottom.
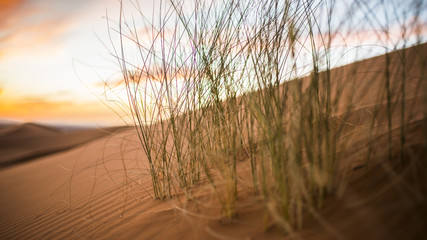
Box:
0, 0, 140, 126
0, 0, 425, 126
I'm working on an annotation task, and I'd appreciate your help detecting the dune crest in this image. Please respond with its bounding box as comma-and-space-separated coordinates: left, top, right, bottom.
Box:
0, 123, 126, 168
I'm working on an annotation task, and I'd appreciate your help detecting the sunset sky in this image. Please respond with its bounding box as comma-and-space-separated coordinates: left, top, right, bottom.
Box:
0, 0, 152, 126
0, 0, 426, 126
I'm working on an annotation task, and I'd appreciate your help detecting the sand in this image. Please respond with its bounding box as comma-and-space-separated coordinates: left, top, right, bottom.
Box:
0, 123, 125, 168
0, 44, 426, 239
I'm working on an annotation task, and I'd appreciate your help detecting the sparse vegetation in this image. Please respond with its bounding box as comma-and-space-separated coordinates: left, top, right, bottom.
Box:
106, 0, 426, 234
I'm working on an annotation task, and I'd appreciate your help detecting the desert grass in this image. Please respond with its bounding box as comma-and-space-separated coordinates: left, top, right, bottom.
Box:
105, 0, 426, 234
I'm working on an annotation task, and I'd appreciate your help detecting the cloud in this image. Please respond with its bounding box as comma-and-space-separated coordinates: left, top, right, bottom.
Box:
96, 65, 198, 89
0, 0, 23, 8
0, 0, 94, 59
0, 0, 30, 32
0, 0, 26, 20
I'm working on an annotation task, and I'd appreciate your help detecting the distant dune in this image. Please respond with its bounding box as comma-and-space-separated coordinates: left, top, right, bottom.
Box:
0, 123, 126, 168
0, 44, 425, 240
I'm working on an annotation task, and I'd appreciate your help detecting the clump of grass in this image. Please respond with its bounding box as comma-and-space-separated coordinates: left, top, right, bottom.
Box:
106, 0, 426, 233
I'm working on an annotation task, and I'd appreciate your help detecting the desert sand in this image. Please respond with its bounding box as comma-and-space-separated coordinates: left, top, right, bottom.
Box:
0, 123, 125, 169
0, 44, 426, 239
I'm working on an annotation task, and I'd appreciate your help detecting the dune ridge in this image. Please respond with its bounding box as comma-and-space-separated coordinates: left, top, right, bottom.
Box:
0, 123, 127, 168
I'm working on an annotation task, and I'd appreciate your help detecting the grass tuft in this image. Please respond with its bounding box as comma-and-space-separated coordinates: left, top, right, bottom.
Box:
106, 0, 427, 232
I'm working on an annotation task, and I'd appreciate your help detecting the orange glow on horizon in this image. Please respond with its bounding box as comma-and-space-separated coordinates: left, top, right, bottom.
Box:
0, 97, 122, 125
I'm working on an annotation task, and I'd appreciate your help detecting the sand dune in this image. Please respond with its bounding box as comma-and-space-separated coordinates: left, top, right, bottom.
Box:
0, 123, 126, 168
0, 44, 425, 239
